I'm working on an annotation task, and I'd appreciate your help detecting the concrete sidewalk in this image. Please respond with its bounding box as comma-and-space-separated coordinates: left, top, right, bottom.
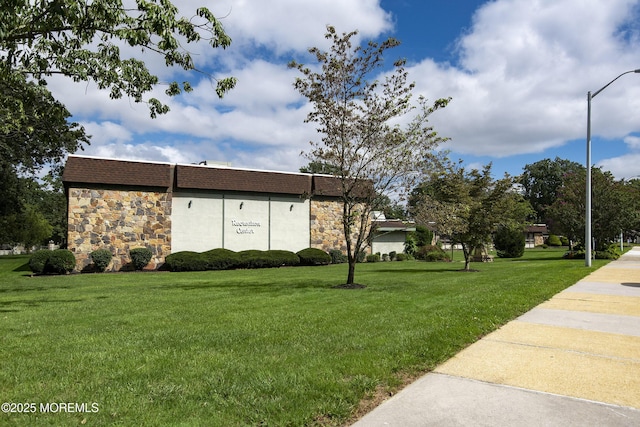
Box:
353, 247, 640, 426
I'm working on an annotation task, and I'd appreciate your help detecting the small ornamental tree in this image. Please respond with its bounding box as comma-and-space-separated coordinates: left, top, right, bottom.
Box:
415, 160, 533, 270
290, 26, 449, 286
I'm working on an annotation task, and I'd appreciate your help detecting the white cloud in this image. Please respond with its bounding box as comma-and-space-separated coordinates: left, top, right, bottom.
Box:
598, 152, 640, 179
411, 0, 640, 158
44, 0, 640, 176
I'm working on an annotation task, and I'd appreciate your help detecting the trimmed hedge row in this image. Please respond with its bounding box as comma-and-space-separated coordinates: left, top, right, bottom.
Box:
164, 248, 331, 272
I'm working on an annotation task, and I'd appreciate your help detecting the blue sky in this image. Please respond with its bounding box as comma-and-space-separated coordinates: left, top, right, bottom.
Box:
49, 0, 640, 179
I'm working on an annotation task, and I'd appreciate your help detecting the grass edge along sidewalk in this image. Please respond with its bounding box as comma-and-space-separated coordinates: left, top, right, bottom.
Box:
0, 249, 608, 426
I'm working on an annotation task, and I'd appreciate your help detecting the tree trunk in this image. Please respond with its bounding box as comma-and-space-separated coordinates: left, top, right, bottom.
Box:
347, 258, 356, 285
462, 244, 472, 271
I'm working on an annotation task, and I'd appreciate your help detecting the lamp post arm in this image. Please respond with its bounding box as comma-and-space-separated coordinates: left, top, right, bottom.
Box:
591, 69, 640, 99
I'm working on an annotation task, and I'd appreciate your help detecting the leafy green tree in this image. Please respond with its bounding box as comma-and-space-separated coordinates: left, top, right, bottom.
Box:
1, 0, 235, 246
415, 160, 532, 270
548, 167, 635, 251
289, 26, 449, 285
0, 204, 53, 251
518, 157, 582, 224
1, 0, 236, 119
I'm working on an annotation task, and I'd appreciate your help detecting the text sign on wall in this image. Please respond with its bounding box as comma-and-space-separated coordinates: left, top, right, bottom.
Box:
231, 219, 261, 234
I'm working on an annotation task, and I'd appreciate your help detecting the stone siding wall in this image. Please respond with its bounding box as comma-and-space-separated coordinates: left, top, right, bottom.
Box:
67, 188, 171, 271
310, 198, 370, 254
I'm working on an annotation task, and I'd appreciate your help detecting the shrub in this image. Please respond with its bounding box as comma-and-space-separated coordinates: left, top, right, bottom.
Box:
164, 251, 209, 272
560, 236, 570, 246
396, 253, 408, 261
237, 250, 300, 269
563, 250, 585, 259
366, 254, 380, 263
297, 248, 331, 266
46, 249, 76, 274
130, 247, 152, 270
202, 248, 241, 270
546, 234, 562, 246
29, 250, 51, 274
356, 250, 366, 263
389, 251, 397, 261
329, 249, 347, 264
494, 226, 525, 258
403, 236, 417, 256
415, 245, 450, 262
90, 249, 113, 272
595, 244, 621, 260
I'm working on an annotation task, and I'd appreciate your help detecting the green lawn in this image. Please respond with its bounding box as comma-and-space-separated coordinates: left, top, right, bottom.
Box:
0, 250, 607, 426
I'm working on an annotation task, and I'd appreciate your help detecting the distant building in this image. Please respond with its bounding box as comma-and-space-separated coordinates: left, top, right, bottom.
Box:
62, 156, 377, 271
525, 224, 549, 248
370, 212, 416, 255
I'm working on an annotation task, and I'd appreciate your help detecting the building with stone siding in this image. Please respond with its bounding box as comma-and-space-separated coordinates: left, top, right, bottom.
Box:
62, 156, 377, 271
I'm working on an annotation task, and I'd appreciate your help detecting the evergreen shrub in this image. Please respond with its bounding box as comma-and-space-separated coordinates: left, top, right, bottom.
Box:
29, 250, 51, 274
237, 250, 300, 269
164, 251, 209, 272
46, 249, 76, 274
546, 234, 562, 246
297, 248, 331, 265
130, 247, 152, 270
415, 245, 450, 262
90, 249, 113, 272
329, 249, 347, 264
595, 244, 621, 260
202, 248, 241, 270
494, 226, 525, 258
366, 254, 380, 262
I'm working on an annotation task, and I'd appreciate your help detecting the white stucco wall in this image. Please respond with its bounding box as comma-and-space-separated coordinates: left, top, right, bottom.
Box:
371, 231, 406, 255
171, 192, 310, 253
268, 196, 310, 251
171, 193, 223, 252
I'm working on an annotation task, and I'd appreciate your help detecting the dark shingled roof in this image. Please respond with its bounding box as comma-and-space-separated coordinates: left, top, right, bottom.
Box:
175, 165, 312, 195
63, 156, 366, 197
63, 156, 171, 188
311, 175, 344, 197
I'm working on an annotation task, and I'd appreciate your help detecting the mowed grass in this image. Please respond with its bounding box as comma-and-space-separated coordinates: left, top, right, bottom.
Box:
0, 250, 608, 426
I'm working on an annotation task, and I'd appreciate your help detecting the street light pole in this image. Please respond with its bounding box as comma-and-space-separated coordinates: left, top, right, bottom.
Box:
585, 69, 640, 267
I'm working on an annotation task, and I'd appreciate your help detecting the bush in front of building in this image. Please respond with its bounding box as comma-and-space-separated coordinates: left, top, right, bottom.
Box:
29, 250, 52, 274
29, 249, 77, 274
366, 253, 380, 262
90, 249, 113, 272
414, 245, 450, 262
395, 253, 408, 261
164, 251, 210, 271
546, 234, 562, 246
45, 249, 77, 274
130, 247, 153, 270
237, 250, 300, 269
202, 248, 241, 270
329, 249, 347, 264
297, 248, 331, 265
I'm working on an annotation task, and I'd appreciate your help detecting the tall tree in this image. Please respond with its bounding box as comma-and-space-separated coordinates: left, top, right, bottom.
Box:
548, 167, 634, 251
0, 73, 87, 245
1, 0, 235, 246
518, 157, 582, 224
290, 26, 449, 285
414, 161, 532, 271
